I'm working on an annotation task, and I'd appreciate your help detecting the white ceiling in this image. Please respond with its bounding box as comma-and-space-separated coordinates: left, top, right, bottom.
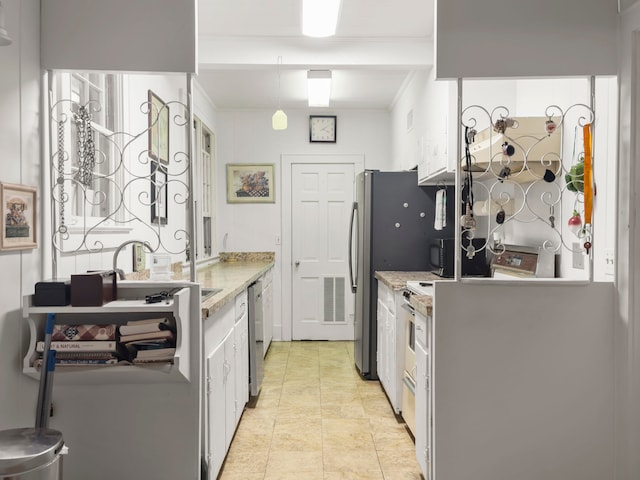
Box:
196, 0, 435, 110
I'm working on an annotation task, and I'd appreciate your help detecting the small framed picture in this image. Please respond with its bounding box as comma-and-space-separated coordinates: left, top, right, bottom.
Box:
148, 90, 170, 165
1, 183, 37, 251
226, 163, 275, 203
151, 162, 168, 224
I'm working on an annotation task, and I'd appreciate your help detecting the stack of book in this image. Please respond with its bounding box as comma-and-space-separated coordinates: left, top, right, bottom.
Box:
119, 318, 176, 364
34, 324, 126, 368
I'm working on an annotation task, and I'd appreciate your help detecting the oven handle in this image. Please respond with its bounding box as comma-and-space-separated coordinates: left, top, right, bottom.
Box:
403, 374, 416, 394
401, 299, 416, 316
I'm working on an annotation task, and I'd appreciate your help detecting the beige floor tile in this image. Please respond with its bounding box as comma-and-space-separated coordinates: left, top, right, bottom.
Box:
266, 449, 324, 474
322, 447, 382, 474
264, 471, 324, 480
220, 341, 419, 480
323, 472, 384, 480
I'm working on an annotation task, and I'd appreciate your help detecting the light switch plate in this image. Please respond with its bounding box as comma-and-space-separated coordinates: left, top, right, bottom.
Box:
572, 243, 584, 270
133, 244, 146, 272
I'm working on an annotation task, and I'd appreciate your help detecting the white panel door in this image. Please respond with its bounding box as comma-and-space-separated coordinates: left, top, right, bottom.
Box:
291, 163, 355, 340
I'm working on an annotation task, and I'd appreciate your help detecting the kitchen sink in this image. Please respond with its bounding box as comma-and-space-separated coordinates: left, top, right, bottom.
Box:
201, 287, 223, 301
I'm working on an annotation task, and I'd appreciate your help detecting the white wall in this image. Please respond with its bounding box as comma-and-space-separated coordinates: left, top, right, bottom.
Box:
436, 0, 618, 79
214, 108, 391, 339
41, 0, 196, 73
0, 0, 42, 429
392, 73, 618, 280
54, 73, 191, 278
616, 5, 640, 480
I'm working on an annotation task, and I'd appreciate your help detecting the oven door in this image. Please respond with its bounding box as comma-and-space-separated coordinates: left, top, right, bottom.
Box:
402, 295, 416, 379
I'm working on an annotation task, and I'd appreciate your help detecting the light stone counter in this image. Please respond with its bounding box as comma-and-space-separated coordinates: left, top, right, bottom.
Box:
410, 294, 433, 317
374, 271, 442, 290
176, 252, 275, 319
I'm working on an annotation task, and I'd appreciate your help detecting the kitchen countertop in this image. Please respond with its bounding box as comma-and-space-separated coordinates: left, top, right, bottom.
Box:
374, 271, 443, 290
175, 253, 275, 319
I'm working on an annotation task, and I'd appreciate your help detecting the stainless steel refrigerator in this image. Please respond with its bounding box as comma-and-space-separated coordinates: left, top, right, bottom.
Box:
348, 170, 455, 380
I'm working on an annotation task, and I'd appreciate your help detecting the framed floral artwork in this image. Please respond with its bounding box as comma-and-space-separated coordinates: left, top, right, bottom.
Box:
226, 164, 275, 203
1, 183, 37, 251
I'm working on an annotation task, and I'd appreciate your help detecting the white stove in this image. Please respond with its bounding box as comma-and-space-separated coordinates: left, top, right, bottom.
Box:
406, 280, 434, 296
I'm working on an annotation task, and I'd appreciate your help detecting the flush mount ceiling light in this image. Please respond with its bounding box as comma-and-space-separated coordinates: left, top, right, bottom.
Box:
272, 56, 287, 130
0, 1, 13, 46
302, 0, 342, 38
307, 70, 332, 107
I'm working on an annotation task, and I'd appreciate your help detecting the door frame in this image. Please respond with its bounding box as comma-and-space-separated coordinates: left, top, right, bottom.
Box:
281, 154, 365, 341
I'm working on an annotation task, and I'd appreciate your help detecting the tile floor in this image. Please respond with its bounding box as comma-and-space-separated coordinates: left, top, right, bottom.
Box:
219, 341, 422, 479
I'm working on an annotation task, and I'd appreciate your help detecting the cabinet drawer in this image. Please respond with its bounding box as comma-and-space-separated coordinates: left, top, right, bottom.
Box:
235, 290, 248, 322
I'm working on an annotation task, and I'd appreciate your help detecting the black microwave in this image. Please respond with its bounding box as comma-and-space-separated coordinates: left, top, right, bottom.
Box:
429, 238, 489, 278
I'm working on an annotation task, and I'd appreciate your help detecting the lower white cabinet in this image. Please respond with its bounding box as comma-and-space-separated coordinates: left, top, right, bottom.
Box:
204, 290, 249, 479
261, 268, 274, 357
376, 281, 406, 413
414, 310, 432, 479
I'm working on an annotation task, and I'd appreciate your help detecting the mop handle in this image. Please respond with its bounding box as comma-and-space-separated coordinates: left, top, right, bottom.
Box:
35, 313, 56, 428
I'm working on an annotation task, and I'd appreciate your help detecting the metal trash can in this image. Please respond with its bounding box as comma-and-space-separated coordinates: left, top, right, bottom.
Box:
0, 428, 65, 480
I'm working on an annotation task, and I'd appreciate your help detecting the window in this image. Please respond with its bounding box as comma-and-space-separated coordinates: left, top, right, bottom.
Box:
53, 71, 124, 229
194, 117, 216, 260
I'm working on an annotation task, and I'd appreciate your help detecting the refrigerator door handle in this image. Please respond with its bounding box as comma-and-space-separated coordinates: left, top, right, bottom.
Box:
348, 201, 358, 293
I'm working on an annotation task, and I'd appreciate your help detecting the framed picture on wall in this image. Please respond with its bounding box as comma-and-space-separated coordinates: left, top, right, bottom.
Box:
1, 183, 37, 251
151, 162, 168, 224
148, 90, 170, 165
226, 163, 275, 203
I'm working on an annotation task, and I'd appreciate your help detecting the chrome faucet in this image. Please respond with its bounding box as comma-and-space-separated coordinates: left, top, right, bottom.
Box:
112, 240, 154, 280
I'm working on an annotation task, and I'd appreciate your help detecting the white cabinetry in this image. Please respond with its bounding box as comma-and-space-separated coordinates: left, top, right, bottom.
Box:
414, 310, 432, 478
21, 281, 201, 480
376, 281, 405, 414
261, 268, 274, 356
203, 290, 249, 479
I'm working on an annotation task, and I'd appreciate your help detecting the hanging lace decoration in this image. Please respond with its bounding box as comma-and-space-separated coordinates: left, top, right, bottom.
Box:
57, 116, 67, 234
73, 105, 96, 187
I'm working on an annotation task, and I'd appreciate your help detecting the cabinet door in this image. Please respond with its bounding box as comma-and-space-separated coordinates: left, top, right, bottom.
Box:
376, 298, 389, 389
206, 340, 227, 479
224, 332, 236, 450
234, 312, 249, 424
415, 339, 429, 478
262, 278, 273, 357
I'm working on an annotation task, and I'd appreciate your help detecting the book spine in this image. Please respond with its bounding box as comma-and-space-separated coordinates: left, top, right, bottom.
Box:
36, 340, 118, 352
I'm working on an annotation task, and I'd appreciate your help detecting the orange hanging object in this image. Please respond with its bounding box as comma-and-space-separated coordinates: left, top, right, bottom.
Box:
583, 124, 593, 225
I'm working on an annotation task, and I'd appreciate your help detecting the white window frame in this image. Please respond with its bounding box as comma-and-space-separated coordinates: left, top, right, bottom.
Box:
193, 116, 216, 261
52, 71, 132, 248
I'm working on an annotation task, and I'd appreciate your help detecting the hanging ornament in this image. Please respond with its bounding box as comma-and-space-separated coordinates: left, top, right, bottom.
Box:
568, 210, 582, 237
545, 118, 557, 135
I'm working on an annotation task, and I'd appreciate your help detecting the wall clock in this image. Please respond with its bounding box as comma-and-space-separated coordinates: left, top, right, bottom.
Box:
309, 115, 337, 143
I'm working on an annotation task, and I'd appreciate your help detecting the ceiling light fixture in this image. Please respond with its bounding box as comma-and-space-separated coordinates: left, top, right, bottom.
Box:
0, 1, 13, 46
272, 56, 287, 130
302, 0, 342, 38
307, 70, 332, 107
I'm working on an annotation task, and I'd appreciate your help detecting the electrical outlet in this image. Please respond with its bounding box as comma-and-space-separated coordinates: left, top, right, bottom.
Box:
133, 244, 146, 272
572, 243, 584, 270
604, 248, 615, 276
